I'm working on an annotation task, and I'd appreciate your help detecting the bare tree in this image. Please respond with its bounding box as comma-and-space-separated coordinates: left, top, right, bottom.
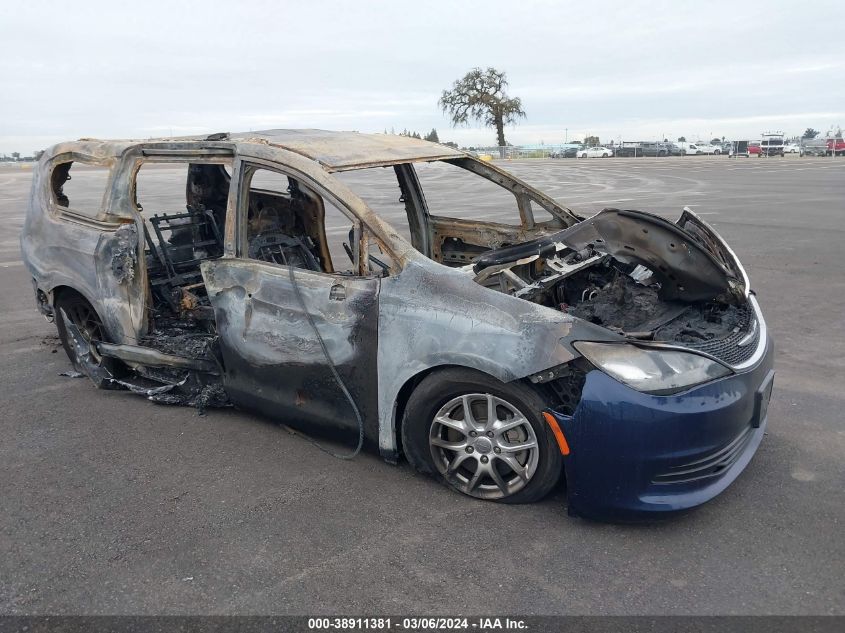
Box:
439, 67, 525, 148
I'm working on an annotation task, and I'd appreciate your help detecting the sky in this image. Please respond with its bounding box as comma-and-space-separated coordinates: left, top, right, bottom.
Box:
1, 0, 844, 155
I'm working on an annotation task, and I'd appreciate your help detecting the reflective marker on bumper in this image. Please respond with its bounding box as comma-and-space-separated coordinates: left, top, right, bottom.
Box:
542, 411, 571, 455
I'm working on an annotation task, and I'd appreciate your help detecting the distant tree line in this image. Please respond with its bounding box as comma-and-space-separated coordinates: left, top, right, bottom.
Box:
385, 127, 448, 145
0, 150, 43, 162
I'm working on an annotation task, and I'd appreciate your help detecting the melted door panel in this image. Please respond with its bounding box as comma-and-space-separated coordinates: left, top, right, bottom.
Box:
202, 258, 380, 442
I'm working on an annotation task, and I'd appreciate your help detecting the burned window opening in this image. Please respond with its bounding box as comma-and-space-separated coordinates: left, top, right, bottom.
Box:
244, 167, 361, 276
334, 166, 417, 245
51, 161, 72, 207
245, 171, 330, 272
50, 160, 111, 217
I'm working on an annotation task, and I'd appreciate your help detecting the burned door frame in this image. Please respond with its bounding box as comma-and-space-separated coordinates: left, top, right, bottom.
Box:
408, 157, 578, 265
113, 146, 237, 340
202, 157, 382, 443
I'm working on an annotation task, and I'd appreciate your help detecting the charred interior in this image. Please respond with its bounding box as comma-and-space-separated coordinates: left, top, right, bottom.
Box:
123, 161, 365, 411
95, 163, 233, 410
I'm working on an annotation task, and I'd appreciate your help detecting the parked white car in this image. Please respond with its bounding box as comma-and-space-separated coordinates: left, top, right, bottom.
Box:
696, 143, 722, 155
676, 142, 704, 155
578, 146, 613, 158
784, 143, 803, 155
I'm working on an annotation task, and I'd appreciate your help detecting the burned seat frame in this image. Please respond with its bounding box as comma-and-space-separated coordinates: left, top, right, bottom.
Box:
143, 205, 224, 315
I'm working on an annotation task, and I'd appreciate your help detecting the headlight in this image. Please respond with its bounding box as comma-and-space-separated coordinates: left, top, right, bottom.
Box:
573, 342, 731, 395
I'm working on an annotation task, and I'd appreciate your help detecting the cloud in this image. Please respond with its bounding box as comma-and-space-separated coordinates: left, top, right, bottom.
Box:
1, 0, 844, 154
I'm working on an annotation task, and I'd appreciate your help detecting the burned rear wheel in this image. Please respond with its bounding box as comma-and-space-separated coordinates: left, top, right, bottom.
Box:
54, 291, 124, 381
55, 292, 106, 365
402, 368, 562, 503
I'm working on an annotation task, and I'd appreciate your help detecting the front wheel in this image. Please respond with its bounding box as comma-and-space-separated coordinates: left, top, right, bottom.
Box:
580, 153, 587, 158
402, 368, 563, 504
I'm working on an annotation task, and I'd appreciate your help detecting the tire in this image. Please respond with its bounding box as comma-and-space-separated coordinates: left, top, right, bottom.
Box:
55, 291, 123, 383
401, 367, 563, 504
580, 153, 587, 158
714, 149, 721, 155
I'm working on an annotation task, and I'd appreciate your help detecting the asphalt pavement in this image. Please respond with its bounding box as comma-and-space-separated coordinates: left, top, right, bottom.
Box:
0, 156, 843, 615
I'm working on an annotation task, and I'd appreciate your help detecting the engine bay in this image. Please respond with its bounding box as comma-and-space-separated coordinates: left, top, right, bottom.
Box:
465, 209, 754, 357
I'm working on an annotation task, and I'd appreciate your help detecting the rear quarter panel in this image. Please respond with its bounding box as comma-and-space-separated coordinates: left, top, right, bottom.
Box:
20, 150, 143, 344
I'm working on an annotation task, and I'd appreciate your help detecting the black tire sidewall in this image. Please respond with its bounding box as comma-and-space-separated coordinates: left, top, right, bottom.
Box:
401, 368, 563, 504
54, 293, 125, 380
55, 294, 93, 371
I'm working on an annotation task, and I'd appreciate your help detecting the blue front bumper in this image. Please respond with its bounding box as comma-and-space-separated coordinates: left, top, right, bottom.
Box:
550, 337, 775, 522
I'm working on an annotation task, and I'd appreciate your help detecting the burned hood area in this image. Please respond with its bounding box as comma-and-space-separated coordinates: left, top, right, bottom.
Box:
468, 208, 756, 366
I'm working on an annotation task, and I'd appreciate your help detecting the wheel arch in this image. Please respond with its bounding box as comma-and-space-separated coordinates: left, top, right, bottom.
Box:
391, 363, 492, 458
51, 284, 101, 314
49, 284, 130, 347
397, 364, 565, 503
390, 363, 557, 461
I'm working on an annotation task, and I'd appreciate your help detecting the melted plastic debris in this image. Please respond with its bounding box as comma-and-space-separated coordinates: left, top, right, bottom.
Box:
140, 322, 217, 360
111, 376, 186, 396
149, 382, 230, 415
567, 272, 746, 341
567, 274, 677, 332
656, 303, 747, 343
62, 309, 230, 414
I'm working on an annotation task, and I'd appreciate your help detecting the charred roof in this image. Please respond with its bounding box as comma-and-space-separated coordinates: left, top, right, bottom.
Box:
228, 129, 463, 170
44, 129, 464, 172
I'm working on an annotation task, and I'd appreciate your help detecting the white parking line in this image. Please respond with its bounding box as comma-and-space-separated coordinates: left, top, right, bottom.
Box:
0, 261, 24, 268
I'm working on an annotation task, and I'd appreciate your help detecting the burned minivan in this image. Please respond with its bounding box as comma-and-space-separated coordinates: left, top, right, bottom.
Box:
21, 130, 774, 520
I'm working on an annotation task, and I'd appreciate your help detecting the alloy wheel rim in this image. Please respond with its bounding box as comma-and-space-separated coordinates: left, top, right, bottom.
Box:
429, 393, 540, 500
